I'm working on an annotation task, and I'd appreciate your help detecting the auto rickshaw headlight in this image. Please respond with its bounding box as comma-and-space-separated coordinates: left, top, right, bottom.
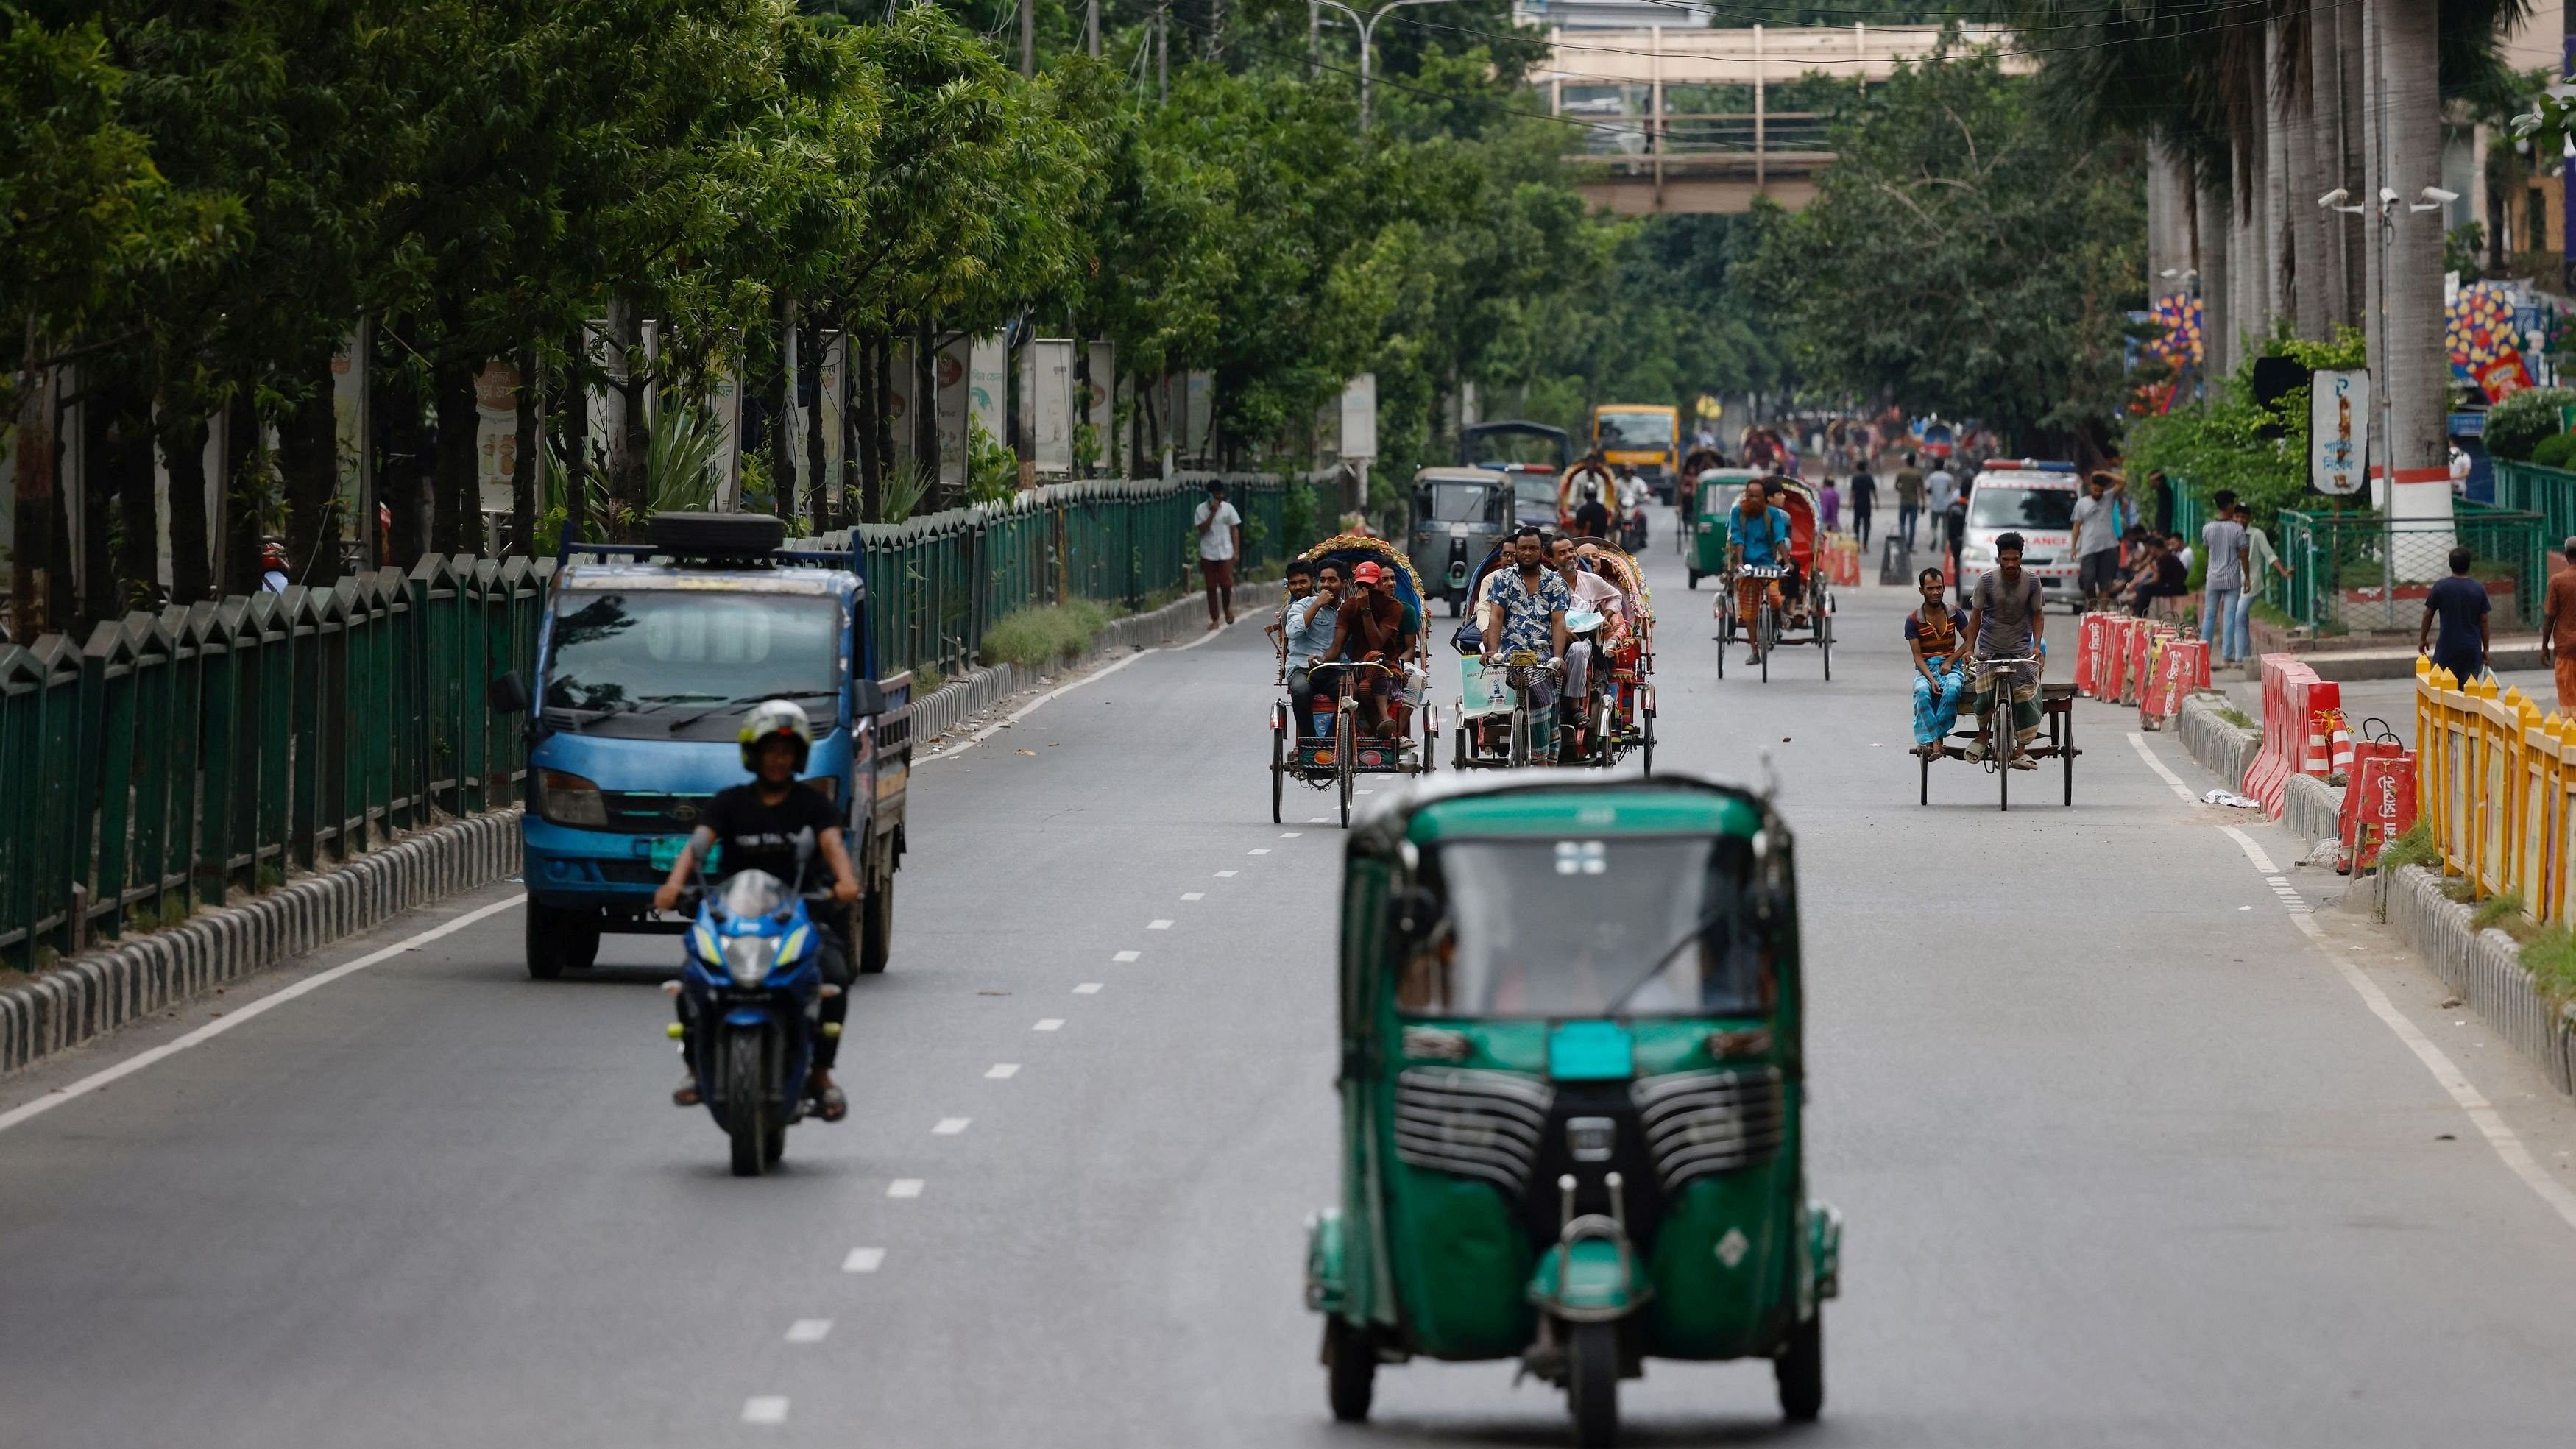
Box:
722, 935, 777, 988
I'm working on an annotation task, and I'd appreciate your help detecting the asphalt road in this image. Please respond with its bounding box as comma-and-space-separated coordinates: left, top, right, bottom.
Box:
7, 514, 2576, 1448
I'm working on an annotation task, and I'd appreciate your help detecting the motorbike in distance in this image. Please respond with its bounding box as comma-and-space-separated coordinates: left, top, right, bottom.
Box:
667, 864, 839, 1177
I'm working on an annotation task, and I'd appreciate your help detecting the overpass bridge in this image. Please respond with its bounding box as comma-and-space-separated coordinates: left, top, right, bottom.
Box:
1535, 24, 2029, 215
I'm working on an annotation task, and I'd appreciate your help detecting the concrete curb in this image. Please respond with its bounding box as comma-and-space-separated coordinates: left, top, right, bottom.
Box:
2383, 865, 2576, 1096
908, 581, 1284, 743
2283, 773, 2344, 851
2177, 691, 2262, 790
0, 812, 522, 1077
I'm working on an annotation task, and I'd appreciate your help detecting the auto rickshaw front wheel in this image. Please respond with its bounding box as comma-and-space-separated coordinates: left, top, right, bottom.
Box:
1568, 1320, 1618, 1448
1775, 1311, 1823, 1422
1323, 1317, 1374, 1423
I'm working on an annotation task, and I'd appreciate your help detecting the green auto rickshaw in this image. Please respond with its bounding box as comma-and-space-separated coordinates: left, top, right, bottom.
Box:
1305, 773, 1840, 1445
1685, 468, 1764, 589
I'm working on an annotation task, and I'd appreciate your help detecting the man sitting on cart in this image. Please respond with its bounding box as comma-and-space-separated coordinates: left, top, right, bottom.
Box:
1724, 478, 1800, 667
1551, 536, 1627, 713
1958, 531, 2048, 768
1283, 561, 1345, 741
1904, 566, 1968, 757
1479, 526, 1574, 760
1326, 561, 1414, 743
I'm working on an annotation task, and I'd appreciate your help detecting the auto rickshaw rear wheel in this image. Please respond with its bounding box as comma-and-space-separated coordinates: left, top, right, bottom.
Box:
1776, 1311, 1823, 1422
1323, 1317, 1375, 1423
1568, 1321, 1618, 1447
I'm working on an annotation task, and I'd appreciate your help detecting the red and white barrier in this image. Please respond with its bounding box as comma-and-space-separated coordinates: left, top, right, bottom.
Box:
2246, 653, 2343, 817
2345, 750, 2418, 871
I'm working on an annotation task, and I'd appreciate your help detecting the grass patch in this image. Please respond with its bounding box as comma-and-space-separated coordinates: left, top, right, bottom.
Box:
2214, 705, 2258, 731
2377, 821, 2440, 873
2441, 877, 2480, 904
2524, 925, 2576, 1011
912, 662, 944, 692
2471, 890, 2530, 936
980, 600, 1114, 670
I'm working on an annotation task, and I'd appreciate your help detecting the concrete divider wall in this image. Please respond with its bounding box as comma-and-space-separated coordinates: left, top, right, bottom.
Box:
2178, 692, 2262, 790
0, 812, 521, 1077
2385, 865, 2576, 1096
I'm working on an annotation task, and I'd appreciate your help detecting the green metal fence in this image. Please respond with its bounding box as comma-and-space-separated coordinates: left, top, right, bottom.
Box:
2489, 461, 2576, 550
825, 472, 1299, 679
0, 557, 548, 971
2274, 502, 2546, 634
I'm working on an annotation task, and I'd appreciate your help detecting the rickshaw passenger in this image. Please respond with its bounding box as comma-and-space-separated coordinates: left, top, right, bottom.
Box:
1725, 479, 1798, 665
1267, 559, 1316, 676
1284, 562, 1345, 740
1552, 536, 1625, 706
1904, 567, 1967, 754
1328, 561, 1410, 737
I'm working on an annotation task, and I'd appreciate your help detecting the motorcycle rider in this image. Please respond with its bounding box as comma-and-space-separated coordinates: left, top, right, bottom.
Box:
651, 701, 863, 1119
1615, 467, 1652, 548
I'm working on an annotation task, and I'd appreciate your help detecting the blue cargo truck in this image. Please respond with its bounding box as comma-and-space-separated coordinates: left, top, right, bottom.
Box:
486, 513, 910, 979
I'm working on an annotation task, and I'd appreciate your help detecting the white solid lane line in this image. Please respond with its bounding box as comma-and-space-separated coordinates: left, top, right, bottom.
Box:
1113, 950, 1140, 963
2212, 823, 2576, 1234
742, 1397, 789, 1425
1033, 1019, 1064, 1032
933, 1118, 971, 1135
2125, 731, 2202, 805
0, 893, 526, 1138
887, 1179, 925, 1199
840, 1247, 885, 1273
785, 1319, 833, 1344
986, 1063, 1022, 1079
1073, 983, 1103, 994
1147, 919, 1173, 930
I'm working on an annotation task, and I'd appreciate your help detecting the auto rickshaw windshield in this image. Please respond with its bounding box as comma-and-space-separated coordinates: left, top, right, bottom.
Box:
1421, 481, 1500, 522
1398, 836, 1769, 1018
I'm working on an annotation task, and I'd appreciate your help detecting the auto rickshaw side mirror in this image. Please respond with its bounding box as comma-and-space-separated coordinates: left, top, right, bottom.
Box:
487, 670, 531, 715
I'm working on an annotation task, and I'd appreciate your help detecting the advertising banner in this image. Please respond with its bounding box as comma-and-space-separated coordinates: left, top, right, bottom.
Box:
2309, 368, 2368, 496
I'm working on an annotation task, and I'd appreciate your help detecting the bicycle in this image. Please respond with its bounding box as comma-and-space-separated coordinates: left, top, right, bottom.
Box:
1716, 564, 1788, 682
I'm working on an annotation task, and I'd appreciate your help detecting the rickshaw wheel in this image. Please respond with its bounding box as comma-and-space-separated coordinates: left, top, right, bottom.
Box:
1454, 723, 1470, 770
1641, 708, 1655, 776
1323, 1317, 1375, 1423
1820, 612, 1833, 681
1776, 1312, 1824, 1423
1336, 713, 1355, 826
1568, 1321, 1618, 1448
1685, 567, 1699, 589
1420, 705, 1439, 774
1270, 717, 1287, 823
2059, 703, 2076, 807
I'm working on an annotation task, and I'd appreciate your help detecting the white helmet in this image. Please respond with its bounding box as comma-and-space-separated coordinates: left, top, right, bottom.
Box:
737, 698, 814, 772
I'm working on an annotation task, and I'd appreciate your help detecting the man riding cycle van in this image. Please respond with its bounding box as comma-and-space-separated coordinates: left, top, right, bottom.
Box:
1724, 477, 1798, 666
1328, 560, 1413, 743
1957, 531, 2048, 768
652, 701, 863, 1118
1478, 526, 1574, 760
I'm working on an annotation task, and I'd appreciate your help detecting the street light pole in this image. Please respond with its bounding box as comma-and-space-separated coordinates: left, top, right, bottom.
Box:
2321, 182, 2453, 631
1314, 0, 1446, 132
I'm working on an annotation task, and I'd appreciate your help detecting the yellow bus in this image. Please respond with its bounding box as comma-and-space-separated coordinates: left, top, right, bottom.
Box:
1591, 403, 1680, 499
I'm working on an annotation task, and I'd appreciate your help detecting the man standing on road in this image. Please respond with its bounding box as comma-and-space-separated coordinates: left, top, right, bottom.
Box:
2543, 537, 2576, 709
1193, 480, 1243, 630
2419, 546, 2492, 684
1848, 467, 1877, 550
1958, 532, 2048, 767
2070, 472, 2125, 609
2199, 489, 2249, 664
1894, 453, 1925, 548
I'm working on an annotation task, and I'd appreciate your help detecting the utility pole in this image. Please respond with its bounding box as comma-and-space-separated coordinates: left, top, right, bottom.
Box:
1315, 0, 1447, 132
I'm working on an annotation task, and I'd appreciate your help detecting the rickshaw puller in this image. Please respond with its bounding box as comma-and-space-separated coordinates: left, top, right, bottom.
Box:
1328, 561, 1409, 737
1724, 478, 1800, 663
1479, 527, 1574, 760
1958, 531, 2048, 768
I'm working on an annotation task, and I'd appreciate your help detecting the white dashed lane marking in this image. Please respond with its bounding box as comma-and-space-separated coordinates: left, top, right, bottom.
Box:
1113, 949, 1141, 963
933, 1118, 971, 1135
887, 1179, 924, 1199
1248, 849, 1270, 856
1074, 983, 1103, 994
1214, 870, 1238, 877
1280, 832, 1303, 838
1181, 892, 1205, 901
785, 1319, 832, 1343
841, 1248, 885, 1273
1147, 919, 1173, 930
742, 1397, 790, 1425
986, 1063, 1022, 1080
1033, 1019, 1064, 1032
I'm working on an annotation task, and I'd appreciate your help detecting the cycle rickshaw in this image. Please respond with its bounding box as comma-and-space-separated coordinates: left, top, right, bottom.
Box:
1712, 475, 1834, 683
1917, 653, 2079, 809
1272, 535, 1439, 826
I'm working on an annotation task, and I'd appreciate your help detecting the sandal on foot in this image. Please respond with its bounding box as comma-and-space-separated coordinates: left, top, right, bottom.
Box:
673, 1074, 701, 1108
810, 1079, 848, 1122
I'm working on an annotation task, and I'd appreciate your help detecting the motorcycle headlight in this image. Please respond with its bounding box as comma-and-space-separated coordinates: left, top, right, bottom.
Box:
722, 935, 777, 988
537, 770, 607, 828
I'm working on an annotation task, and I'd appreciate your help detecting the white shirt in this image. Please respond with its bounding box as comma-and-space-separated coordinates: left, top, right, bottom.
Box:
1925, 469, 1957, 511
1194, 500, 1242, 561
1617, 476, 1649, 509
1563, 567, 1624, 618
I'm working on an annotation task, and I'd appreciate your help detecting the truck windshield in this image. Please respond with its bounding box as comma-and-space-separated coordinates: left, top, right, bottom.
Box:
1398, 837, 1770, 1018
543, 590, 841, 730
1596, 413, 1672, 451
1968, 486, 2078, 531
1420, 482, 1499, 523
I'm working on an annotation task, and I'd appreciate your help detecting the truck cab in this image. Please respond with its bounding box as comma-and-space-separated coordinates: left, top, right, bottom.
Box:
488, 513, 910, 979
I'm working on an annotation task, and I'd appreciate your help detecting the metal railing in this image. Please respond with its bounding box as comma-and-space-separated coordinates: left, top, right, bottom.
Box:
2488, 461, 2576, 551
0, 557, 548, 971
2415, 667, 2576, 919
2274, 503, 2545, 634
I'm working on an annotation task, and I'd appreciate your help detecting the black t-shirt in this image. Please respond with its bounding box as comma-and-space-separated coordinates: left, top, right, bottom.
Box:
2425, 575, 2491, 665
1849, 474, 1876, 508
700, 782, 841, 889
1575, 500, 1612, 537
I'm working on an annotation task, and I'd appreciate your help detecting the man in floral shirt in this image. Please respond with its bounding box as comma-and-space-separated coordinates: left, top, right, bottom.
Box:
1479, 527, 1573, 760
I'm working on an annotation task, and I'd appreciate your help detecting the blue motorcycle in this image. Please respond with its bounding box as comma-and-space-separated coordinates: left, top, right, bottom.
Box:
669, 869, 834, 1176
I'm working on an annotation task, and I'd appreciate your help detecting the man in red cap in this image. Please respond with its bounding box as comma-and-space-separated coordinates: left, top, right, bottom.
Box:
1327, 560, 1411, 738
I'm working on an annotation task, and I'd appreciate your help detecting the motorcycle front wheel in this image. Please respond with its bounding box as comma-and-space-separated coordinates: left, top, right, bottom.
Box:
725, 1030, 770, 1178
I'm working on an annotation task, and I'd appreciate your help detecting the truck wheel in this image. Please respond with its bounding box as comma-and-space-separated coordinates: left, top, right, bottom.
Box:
525, 901, 595, 980
1776, 1311, 1823, 1422
1323, 1317, 1375, 1423
857, 873, 893, 975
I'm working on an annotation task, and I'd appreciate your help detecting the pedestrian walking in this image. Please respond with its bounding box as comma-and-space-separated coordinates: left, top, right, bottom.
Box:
1819, 477, 1842, 533
1849, 467, 1877, 549
2069, 472, 2125, 609
1894, 454, 1925, 548
2541, 536, 2576, 709
2198, 489, 2248, 663
1193, 479, 1243, 629
2418, 547, 2492, 683
1925, 459, 1958, 518
2234, 500, 2290, 655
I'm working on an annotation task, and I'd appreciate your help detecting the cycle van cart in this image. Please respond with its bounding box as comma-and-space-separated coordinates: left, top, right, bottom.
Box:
1305, 771, 1843, 1445
1273, 535, 1439, 826
1711, 476, 1833, 683
1916, 654, 2078, 810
